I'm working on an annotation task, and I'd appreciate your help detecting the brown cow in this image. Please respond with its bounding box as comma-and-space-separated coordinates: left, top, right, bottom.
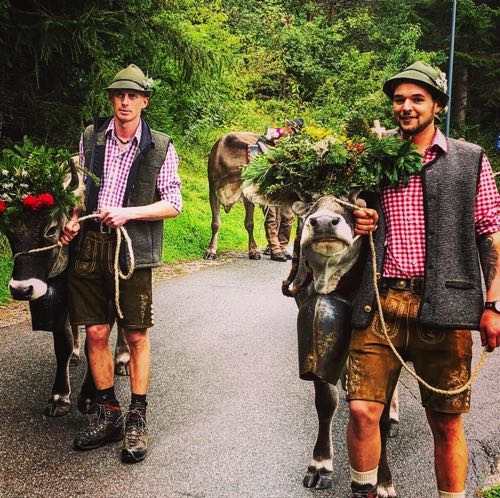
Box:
205, 132, 262, 260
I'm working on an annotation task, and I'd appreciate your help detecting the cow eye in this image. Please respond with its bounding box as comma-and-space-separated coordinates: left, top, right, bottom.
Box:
44, 225, 58, 238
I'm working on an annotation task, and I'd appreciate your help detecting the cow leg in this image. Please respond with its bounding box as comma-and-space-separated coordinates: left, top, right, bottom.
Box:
77, 337, 97, 414
376, 398, 397, 498
243, 197, 261, 260
114, 325, 130, 376
70, 322, 81, 366
303, 380, 338, 489
388, 384, 400, 438
205, 186, 221, 260
45, 324, 73, 417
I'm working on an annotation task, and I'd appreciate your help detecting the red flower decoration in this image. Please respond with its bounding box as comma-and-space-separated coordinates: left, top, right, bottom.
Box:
22, 193, 55, 211
0, 200, 6, 214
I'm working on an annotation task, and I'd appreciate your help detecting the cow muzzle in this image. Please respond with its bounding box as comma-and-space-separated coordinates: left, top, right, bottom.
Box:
9, 278, 48, 301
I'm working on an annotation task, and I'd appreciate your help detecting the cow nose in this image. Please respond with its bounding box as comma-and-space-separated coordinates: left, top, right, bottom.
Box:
309, 215, 341, 229
10, 284, 34, 301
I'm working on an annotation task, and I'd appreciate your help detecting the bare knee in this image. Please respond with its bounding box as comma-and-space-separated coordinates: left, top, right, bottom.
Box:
124, 329, 148, 350
86, 324, 110, 348
349, 400, 384, 433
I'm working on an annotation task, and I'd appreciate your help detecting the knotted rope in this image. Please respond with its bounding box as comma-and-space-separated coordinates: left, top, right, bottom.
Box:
314, 196, 488, 395
13, 213, 135, 319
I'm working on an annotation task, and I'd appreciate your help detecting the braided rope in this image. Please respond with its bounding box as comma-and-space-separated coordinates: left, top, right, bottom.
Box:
13, 213, 135, 319
312, 196, 488, 395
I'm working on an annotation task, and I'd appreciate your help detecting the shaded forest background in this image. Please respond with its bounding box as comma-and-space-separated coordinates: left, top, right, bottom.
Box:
0, 0, 499, 301
1, 0, 498, 152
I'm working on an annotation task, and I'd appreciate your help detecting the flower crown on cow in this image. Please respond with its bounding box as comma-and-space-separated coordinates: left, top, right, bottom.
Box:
242, 124, 423, 204
0, 138, 80, 229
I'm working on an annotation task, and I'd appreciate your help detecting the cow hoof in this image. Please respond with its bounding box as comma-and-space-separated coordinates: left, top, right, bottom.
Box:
115, 361, 130, 377
248, 252, 261, 260
315, 470, 333, 489
44, 395, 71, 417
70, 353, 80, 367
204, 252, 217, 260
376, 483, 397, 498
303, 468, 319, 488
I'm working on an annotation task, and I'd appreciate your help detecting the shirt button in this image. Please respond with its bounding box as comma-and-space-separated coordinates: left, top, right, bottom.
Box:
364, 305, 372, 313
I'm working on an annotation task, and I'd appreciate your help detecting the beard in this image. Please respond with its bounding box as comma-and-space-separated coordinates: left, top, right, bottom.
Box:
396, 112, 435, 139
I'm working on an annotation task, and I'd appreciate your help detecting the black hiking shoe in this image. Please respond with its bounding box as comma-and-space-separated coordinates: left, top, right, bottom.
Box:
282, 249, 292, 260
351, 482, 377, 498
263, 246, 271, 256
121, 406, 148, 463
73, 403, 123, 450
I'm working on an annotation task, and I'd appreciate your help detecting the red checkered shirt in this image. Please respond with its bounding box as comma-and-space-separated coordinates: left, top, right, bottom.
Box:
79, 119, 182, 213
382, 129, 500, 278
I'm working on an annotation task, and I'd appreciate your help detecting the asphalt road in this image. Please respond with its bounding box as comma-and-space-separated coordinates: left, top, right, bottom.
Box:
0, 256, 498, 498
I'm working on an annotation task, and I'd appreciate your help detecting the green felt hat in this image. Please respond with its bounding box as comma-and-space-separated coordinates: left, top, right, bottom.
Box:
105, 64, 153, 96
383, 61, 449, 106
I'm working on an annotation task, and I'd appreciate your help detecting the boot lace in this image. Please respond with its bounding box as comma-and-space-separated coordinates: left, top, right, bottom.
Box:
124, 408, 147, 446
82, 404, 121, 437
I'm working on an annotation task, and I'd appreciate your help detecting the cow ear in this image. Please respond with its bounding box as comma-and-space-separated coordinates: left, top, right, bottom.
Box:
349, 189, 366, 209
292, 201, 311, 218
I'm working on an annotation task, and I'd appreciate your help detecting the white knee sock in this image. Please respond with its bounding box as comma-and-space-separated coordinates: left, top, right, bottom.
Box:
350, 466, 378, 486
438, 490, 465, 498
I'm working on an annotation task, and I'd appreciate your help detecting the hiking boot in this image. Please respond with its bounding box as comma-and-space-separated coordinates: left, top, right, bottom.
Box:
121, 406, 148, 463
270, 251, 288, 262
351, 482, 377, 498
73, 403, 123, 450
282, 249, 292, 260
263, 246, 271, 256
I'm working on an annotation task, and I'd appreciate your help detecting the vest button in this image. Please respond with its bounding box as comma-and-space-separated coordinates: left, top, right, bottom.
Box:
364, 305, 372, 313
376, 272, 381, 280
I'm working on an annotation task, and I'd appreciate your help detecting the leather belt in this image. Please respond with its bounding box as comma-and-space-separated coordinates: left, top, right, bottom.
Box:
86, 219, 112, 234
380, 277, 424, 295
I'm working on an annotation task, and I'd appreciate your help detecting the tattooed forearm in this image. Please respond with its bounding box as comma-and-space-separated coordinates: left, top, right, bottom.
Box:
479, 235, 498, 291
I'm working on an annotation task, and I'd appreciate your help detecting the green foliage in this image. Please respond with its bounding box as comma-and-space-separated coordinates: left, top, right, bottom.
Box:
0, 138, 79, 232
242, 127, 422, 202
483, 485, 500, 498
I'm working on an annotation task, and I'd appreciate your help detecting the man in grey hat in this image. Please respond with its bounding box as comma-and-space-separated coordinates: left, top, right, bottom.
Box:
345, 61, 500, 497
60, 63, 182, 463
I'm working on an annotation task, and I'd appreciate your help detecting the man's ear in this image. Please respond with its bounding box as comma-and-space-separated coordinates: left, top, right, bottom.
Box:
142, 96, 149, 109
292, 201, 311, 218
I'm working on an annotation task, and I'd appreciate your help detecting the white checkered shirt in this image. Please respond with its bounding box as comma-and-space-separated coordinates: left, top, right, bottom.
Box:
79, 118, 182, 213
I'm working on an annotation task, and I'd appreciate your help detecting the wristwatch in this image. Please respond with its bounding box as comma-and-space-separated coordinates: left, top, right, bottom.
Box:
484, 301, 500, 313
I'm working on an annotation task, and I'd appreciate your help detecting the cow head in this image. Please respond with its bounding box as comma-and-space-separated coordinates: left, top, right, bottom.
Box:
4, 157, 82, 301
292, 194, 366, 294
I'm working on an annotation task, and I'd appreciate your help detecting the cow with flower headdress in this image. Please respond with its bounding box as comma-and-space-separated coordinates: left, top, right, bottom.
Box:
0, 138, 129, 416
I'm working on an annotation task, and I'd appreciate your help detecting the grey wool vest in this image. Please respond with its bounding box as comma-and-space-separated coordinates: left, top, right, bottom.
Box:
81, 117, 171, 269
352, 138, 485, 330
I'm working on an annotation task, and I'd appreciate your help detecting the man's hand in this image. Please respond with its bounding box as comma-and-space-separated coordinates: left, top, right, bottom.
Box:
353, 208, 378, 235
479, 310, 500, 352
99, 207, 133, 228
59, 216, 80, 246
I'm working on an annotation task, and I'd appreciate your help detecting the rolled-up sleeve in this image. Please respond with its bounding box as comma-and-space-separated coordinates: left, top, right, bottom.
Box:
475, 154, 500, 236
157, 142, 182, 213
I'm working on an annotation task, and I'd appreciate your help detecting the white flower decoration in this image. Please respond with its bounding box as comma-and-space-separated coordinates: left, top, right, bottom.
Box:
2, 170, 8, 176
435, 71, 448, 93
142, 78, 154, 90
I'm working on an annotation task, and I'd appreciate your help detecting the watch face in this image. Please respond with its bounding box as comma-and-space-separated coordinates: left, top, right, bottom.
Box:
494, 301, 500, 313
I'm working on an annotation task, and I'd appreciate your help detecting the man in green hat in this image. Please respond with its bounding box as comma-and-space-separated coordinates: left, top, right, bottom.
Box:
60, 63, 182, 463
345, 61, 500, 497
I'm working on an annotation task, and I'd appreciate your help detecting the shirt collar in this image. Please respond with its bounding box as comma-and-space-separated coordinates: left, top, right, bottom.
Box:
428, 128, 447, 154
106, 117, 142, 144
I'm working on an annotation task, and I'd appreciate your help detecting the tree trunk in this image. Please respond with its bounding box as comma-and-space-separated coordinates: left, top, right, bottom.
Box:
454, 62, 468, 128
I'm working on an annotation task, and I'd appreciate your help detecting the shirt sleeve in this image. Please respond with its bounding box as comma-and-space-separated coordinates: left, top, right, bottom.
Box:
475, 153, 500, 236
156, 141, 182, 213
